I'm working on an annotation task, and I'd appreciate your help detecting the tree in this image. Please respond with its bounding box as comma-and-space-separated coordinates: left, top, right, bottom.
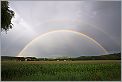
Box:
1, 1, 15, 32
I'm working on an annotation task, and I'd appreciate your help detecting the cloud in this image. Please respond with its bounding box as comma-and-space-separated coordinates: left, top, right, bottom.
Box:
1, 1, 121, 57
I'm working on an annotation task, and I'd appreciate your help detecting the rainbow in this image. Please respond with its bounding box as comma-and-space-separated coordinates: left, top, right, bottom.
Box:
17, 29, 108, 57
48, 19, 120, 46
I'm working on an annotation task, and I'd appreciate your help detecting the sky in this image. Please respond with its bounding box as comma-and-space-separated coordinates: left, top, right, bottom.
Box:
1, 1, 121, 58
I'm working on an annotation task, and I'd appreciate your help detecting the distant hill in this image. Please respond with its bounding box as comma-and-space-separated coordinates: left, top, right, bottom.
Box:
76, 53, 121, 60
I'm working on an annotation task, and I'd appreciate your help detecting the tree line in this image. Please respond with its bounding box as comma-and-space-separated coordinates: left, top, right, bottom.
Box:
1, 53, 121, 61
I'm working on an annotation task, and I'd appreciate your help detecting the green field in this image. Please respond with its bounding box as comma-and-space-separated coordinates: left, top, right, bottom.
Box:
1, 60, 121, 81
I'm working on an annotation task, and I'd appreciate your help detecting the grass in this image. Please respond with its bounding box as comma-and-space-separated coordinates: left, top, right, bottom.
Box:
1, 60, 121, 81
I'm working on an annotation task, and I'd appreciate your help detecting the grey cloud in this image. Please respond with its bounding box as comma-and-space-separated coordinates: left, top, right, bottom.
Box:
1, 1, 121, 58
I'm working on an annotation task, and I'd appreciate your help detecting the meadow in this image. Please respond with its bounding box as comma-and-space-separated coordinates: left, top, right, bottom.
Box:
1, 60, 121, 81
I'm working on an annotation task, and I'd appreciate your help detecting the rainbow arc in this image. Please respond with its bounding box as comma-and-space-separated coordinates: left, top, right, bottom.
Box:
17, 29, 108, 57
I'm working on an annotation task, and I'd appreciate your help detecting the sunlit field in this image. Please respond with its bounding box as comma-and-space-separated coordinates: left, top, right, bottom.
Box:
1, 60, 121, 81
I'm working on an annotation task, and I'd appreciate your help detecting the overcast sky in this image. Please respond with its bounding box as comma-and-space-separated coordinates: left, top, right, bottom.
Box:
1, 1, 121, 58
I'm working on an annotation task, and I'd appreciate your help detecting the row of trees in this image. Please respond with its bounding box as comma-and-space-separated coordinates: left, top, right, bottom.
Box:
1, 53, 121, 61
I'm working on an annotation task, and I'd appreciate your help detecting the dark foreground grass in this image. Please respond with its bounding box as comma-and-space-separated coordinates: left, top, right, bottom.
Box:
1, 60, 121, 81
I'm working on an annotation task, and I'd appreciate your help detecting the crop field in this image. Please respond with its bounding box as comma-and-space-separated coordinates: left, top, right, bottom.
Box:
1, 60, 121, 81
